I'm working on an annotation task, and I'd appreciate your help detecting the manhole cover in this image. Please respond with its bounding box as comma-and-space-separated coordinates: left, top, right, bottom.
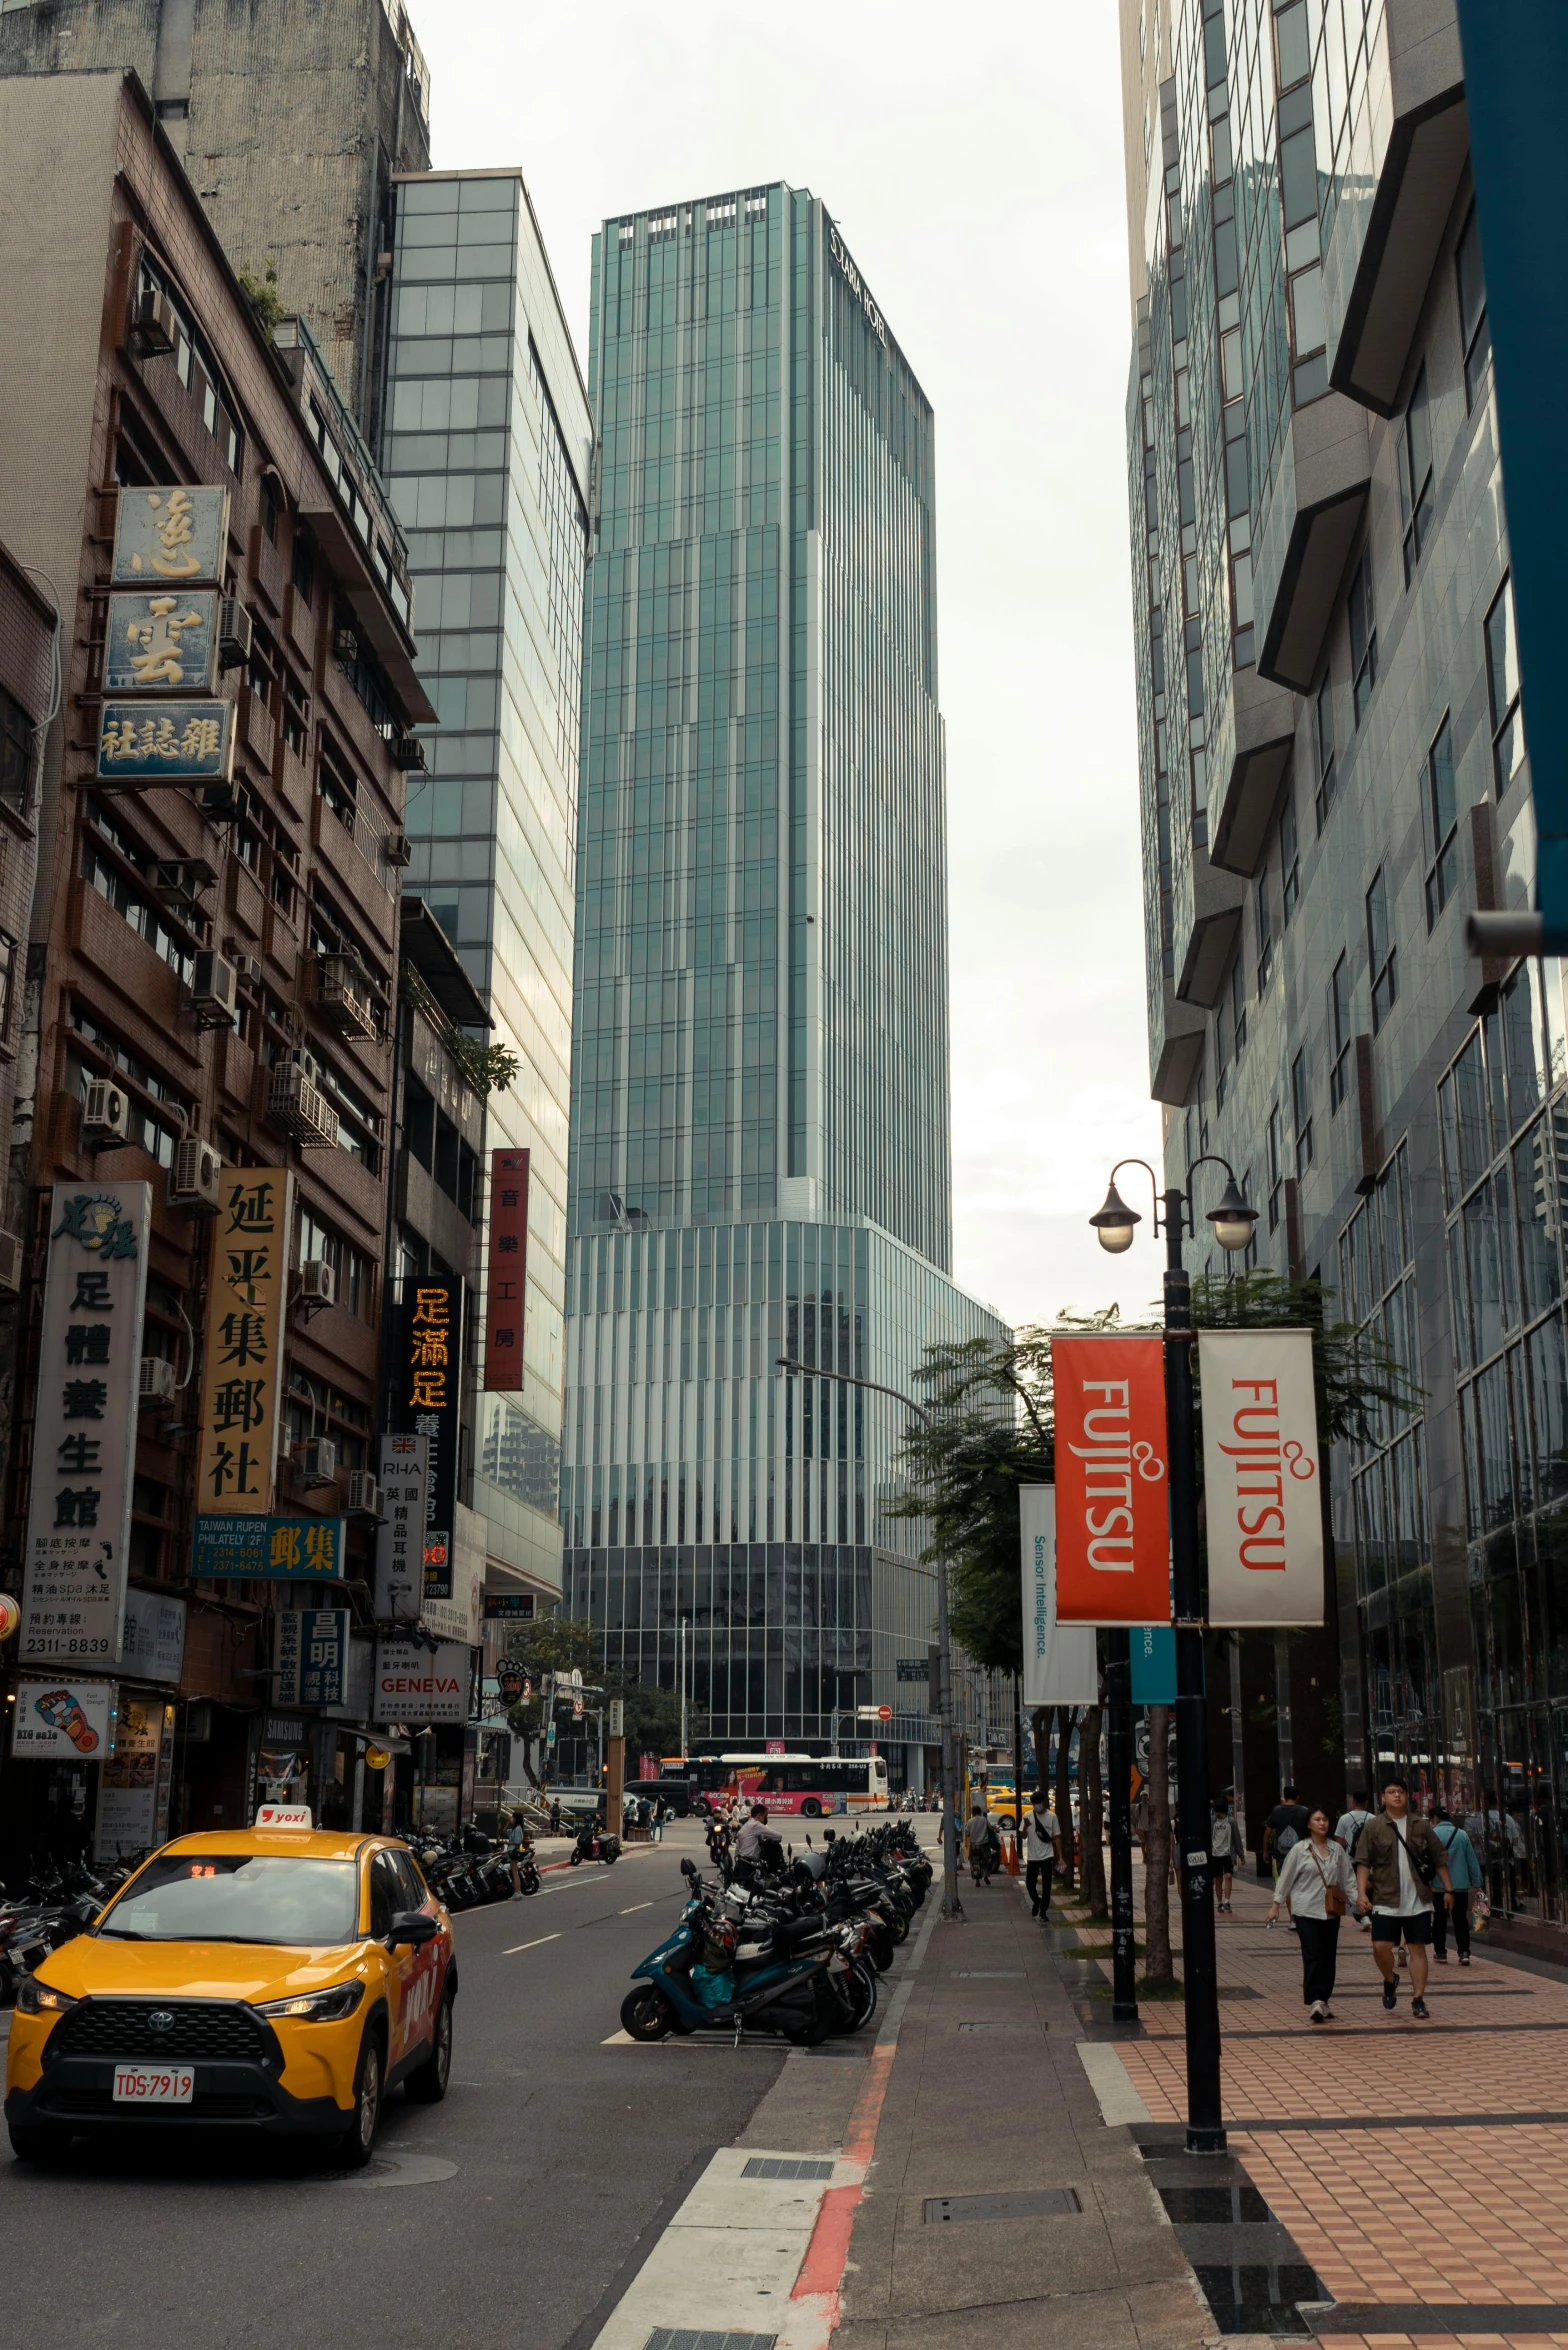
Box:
742, 2157, 834, 2181
956, 2019, 1044, 2033
924, 2188, 1081, 2223
319, 2151, 458, 2189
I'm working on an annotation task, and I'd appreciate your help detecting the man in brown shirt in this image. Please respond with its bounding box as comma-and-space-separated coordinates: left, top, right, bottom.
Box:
1354, 1779, 1452, 2019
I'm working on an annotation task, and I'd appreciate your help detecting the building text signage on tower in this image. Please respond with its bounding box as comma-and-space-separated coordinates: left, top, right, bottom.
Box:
111, 485, 230, 584
484, 1148, 530, 1390
827, 222, 887, 349
195, 1169, 292, 1518
1198, 1330, 1324, 1626
102, 488, 233, 783
103, 589, 220, 693
20, 1183, 152, 1664
1051, 1335, 1173, 1627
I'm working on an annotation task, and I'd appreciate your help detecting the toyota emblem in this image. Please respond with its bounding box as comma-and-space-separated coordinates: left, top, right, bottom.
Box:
148, 2010, 175, 2033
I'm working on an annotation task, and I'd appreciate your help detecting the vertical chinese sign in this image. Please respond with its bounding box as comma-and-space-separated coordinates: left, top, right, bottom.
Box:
374, 1432, 429, 1623
395, 1275, 464, 1609
194, 1169, 293, 1551
1052, 1334, 1173, 1627
484, 1148, 529, 1389
20, 1183, 152, 1664
99, 486, 235, 789
277, 1609, 351, 1708
1198, 1329, 1324, 1625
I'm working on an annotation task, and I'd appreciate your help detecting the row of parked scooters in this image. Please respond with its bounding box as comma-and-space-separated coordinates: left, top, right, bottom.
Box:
620, 1821, 932, 2044
0, 1854, 144, 2006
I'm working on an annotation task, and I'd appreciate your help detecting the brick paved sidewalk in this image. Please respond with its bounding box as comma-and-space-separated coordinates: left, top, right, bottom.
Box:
1088, 1852, 1568, 2350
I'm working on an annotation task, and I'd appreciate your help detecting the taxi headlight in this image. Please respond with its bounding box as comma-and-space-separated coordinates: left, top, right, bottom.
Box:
15, 1977, 76, 2016
255, 1980, 365, 2023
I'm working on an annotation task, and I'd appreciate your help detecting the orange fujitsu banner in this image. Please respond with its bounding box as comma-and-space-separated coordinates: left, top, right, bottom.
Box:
1052, 1335, 1172, 1626
484, 1147, 529, 1390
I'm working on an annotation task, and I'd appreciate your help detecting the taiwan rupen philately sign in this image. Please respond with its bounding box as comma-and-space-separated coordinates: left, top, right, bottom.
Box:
20, 1183, 152, 1665
394, 1275, 463, 1605
1018, 1485, 1099, 1706
1199, 1329, 1324, 1626
195, 1168, 292, 1517
192, 1516, 344, 1580
374, 1432, 428, 1624
1051, 1334, 1173, 1626
484, 1147, 529, 1389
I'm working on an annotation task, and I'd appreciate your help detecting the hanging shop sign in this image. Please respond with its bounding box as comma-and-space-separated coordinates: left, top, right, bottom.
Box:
119, 1586, 187, 1685
392, 1274, 463, 1606
20, 1182, 152, 1666
11, 1678, 115, 1759
103, 588, 220, 693
422, 1503, 483, 1649
484, 1147, 530, 1390
1018, 1485, 1101, 1706
112, 484, 230, 584
195, 1167, 292, 1517
96, 698, 236, 785
373, 1432, 428, 1624
96, 1695, 173, 1859
1198, 1328, 1325, 1626
192, 1515, 345, 1580
372, 1638, 470, 1725
1051, 1334, 1173, 1626
276, 1608, 352, 1709
482, 1592, 536, 1620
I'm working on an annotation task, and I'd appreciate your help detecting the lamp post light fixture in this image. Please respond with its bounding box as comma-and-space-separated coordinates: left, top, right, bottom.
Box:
776, 1354, 965, 1921
1087, 1153, 1257, 2155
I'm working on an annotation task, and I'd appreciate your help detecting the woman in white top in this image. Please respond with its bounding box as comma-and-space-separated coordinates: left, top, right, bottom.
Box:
1268, 1805, 1358, 2023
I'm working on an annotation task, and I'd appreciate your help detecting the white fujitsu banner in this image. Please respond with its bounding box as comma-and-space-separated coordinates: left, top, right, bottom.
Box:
1019, 1485, 1100, 1706
1199, 1329, 1324, 1626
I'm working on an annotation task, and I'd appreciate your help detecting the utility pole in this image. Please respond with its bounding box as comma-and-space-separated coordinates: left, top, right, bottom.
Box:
607, 1696, 625, 1836
1106, 1629, 1139, 2022
678, 1617, 688, 1762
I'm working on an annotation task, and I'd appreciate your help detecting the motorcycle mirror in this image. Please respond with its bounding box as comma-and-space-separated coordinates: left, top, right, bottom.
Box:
680, 1857, 696, 1878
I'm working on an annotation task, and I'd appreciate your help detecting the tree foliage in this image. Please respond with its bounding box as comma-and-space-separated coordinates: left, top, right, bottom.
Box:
500, 1617, 705, 1781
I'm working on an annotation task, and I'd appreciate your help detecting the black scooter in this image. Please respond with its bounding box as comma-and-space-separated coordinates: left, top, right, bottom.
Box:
570, 1820, 621, 1866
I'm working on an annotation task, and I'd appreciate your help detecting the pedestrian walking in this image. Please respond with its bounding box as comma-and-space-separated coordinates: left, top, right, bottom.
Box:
653, 1794, 667, 1842
966, 1800, 999, 1886
548, 1796, 561, 1835
1024, 1793, 1062, 1917
1265, 1783, 1310, 1884
1353, 1778, 1454, 2019
1334, 1790, 1375, 1856
1211, 1798, 1237, 1912
1431, 1805, 1481, 1965
1268, 1806, 1356, 2022
506, 1809, 534, 1896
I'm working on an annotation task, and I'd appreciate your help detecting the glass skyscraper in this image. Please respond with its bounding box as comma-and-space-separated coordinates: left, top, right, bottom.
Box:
381, 170, 592, 1599
562, 183, 1006, 1771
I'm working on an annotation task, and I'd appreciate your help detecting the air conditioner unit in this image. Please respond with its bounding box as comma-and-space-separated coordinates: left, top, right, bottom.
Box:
383, 829, 413, 868
317, 953, 377, 1041
392, 735, 427, 772
152, 858, 217, 913
334, 626, 360, 666
267, 1059, 338, 1148
223, 946, 264, 991
299, 1258, 335, 1307
168, 1134, 222, 1212
0, 1229, 21, 1293
81, 1079, 132, 1148
181, 1699, 213, 1743
217, 597, 253, 672
346, 1471, 382, 1520
132, 287, 177, 356
190, 949, 239, 1028
138, 1356, 177, 1408
293, 1436, 338, 1485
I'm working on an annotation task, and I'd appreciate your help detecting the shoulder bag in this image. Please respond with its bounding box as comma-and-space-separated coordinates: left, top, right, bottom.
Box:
1307, 1842, 1348, 1917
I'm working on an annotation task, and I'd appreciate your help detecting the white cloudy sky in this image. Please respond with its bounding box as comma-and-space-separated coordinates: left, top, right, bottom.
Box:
421, 2, 1165, 1332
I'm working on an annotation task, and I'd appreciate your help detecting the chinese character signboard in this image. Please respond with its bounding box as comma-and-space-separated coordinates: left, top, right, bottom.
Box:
103, 589, 220, 693
97, 699, 235, 785
482, 1592, 536, 1620
277, 1608, 351, 1708
12, 1679, 115, 1759
20, 1184, 151, 1665
192, 1515, 345, 1580
1051, 1336, 1173, 1627
196, 1168, 292, 1517
119, 1586, 187, 1685
393, 1275, 463, 1605
484, 1148, 529, 1390
422, 1503, 482, 1649
372, 1639, 471, 1726
1198, 1329, 1325, 1626
96, 1694, 171, 1858
373, 1433, 428, 1623
111, 485, 230, 584
1018, 1485, 1100, 1705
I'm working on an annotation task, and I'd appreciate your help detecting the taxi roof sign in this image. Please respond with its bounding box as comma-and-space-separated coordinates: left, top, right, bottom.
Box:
255, 1803, 313, 1829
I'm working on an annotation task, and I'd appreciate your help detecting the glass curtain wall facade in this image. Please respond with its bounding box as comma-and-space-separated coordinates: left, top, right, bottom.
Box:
1117, 3, 1568, 1933
381, 171, 592, 1597
564, 184, 1004, 1770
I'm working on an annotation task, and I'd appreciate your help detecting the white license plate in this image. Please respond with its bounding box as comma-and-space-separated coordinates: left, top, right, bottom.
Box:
112, 2065, 195, 2104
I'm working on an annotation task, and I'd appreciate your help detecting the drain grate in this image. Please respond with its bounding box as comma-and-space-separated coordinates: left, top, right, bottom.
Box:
1159, 2184, 1272, 2224
956, 2019, 1043, 2033
952, 1970, 1024, 1978
924, 2187, 1081, 2224
1190, 2263, 1319, 2337
742, 2157, 835, 2181
644, 2334, 778, 2350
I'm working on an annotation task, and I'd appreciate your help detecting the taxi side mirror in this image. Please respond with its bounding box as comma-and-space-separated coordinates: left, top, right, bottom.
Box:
389, 1909, 438, 1947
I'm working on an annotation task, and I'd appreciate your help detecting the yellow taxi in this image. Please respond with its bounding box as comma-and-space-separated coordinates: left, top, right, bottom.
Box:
4, 1815, 456, 2167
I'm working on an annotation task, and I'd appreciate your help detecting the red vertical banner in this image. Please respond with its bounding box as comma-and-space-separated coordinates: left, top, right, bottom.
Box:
1052, 1335, 1172, 1625
484, 1148, 530, 1391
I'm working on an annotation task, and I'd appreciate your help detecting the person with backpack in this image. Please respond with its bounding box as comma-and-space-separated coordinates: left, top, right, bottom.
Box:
1210, 1798, 1237, 1913
1431, 1805, 1482, 1965
1268, 1805, 1358, 2022
1334, 1791, 1374, 1857
1024, 1794, 1063, 1917
1354, 1778, 1454, 2019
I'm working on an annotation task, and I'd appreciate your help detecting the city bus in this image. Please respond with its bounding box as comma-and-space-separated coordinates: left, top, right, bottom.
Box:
663, 1752, 890, 1817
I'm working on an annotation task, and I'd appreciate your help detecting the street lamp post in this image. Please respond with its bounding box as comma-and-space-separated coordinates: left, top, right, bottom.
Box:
777, 1355, 964, 1920
1090, 1153, 1258, 2155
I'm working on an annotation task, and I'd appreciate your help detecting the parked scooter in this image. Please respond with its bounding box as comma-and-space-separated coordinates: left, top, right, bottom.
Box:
570, 1819, 621, 1867
620, 1858, 846, 2043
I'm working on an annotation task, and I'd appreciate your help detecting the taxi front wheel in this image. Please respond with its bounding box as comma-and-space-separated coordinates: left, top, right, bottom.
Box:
332, 2030, 384, 2169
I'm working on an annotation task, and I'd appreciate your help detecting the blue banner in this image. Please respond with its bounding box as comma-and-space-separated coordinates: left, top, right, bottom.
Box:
1129, 1623, 1178, 1704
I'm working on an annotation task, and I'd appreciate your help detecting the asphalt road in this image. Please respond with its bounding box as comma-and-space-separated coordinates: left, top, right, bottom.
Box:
0, 1818, 790, 2350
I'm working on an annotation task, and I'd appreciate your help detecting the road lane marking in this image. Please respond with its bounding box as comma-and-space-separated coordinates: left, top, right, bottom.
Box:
619, 1901, 654, 1914
502, 1932, 562, 1955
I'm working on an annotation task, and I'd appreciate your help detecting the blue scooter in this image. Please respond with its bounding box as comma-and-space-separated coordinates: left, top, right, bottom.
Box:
620, 1858, 834, 2043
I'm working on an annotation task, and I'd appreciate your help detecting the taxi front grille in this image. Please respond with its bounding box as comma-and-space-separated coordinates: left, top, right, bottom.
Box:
50, 2000, 266, 2063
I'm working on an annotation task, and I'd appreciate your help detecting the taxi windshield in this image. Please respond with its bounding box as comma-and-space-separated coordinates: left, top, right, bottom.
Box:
98, 1854, 360, 1945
